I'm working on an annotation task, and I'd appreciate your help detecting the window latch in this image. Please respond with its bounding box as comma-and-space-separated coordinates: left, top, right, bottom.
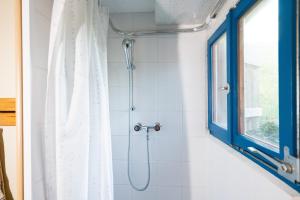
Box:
247, 146, 300, 184
219, 83, 230, 93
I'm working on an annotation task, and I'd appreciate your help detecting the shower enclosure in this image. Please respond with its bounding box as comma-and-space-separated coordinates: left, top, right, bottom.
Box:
23, 0, 300, 199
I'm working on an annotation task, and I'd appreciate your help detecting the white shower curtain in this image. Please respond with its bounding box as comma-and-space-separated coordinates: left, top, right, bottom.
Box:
44, 0, 113, 199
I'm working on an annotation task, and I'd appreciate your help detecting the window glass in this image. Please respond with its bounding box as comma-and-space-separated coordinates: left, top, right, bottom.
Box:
212, 33, 227, 129
238, 0, 279, 147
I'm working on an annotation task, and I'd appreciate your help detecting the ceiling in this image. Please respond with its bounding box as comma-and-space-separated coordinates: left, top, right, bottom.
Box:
102, 0, 220, 25
155, 0, 219, 25
102, 0, 155, 13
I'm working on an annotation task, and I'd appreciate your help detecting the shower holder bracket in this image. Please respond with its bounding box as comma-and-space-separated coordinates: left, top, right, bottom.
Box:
127, 64, 135, 70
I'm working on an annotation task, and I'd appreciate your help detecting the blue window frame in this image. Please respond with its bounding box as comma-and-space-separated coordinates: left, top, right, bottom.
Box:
208, 16, 232, 145
208, 0, 299, 192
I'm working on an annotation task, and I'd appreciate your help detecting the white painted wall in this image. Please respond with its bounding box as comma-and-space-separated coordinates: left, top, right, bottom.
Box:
27, 0, 52, 199
0, 0, 20, 198
108, 2, 300, 199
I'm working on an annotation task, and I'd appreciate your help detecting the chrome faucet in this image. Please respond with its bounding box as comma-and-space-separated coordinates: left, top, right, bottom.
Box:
134, 123, 161, 132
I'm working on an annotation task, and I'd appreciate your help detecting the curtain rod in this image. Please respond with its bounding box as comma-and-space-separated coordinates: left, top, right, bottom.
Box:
109, 0, 226, 37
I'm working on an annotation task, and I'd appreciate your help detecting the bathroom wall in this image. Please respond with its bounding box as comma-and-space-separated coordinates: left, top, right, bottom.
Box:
108, 2, 300, 200
0, 0, 20, 198
26, 0, 300, 199
108, 12, 209, 200
28, 0, 52, 199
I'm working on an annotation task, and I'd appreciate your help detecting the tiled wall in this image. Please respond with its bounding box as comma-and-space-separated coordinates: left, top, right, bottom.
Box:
108, 12, 210, 200
29, 0, 52, 199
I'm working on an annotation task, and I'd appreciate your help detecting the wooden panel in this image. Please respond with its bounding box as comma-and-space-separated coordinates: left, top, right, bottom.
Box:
0, 98, 16, 126
14, 0, 24, 198
0, 113, 16, 126
0, 99, 16, 112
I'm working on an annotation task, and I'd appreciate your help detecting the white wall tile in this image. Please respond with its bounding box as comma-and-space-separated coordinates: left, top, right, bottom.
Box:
134, 38, 158, 62
113, 161, 129, 185
129, 135, 151, 162
157, 111, 182, 136
108, 62, 128, 87
182, 187, 208, 200
152, 137, 183, 162
112, 136, 128, 160
133, 86, 156, 111
131, 187, 158, 200
109, 86, 129, 111
156, 63, 181, 88
152, 163, 183, 186
158, 37, 179, 62
133, 111, 158, 125
128, 161, 153, 187
114, 185, 132, 200
133, 63, 157, 89
108, 38, 124, 62
110, 111, 129, 135
156, 187, 182, 200
157, 86, 183, 111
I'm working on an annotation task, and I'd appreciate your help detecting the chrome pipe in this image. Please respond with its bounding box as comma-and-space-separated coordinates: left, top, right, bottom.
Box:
109, 0, 226, 37
109, 19, 208, 37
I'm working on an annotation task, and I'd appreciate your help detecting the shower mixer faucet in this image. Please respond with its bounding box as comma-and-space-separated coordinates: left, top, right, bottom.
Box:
134, 123, 161, 132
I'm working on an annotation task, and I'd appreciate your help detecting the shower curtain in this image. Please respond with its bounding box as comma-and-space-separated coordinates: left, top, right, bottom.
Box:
44, 0, 113, 199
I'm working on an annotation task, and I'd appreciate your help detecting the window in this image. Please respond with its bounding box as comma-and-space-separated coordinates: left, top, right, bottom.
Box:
208, 0, 299, 191
212, 33, 227, 129
238, 0, 279, 148
208, 20, 231, 144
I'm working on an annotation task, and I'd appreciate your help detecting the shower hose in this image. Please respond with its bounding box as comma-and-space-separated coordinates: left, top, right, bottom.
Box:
127, 67, 151, 191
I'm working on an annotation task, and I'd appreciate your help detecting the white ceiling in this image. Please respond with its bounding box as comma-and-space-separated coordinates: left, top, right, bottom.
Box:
102, 0, 220, 25
155, 0, 219, 24
102, 0, 155, 13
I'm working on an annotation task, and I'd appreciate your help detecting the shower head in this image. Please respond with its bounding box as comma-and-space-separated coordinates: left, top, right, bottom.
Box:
122, 39, 135, 70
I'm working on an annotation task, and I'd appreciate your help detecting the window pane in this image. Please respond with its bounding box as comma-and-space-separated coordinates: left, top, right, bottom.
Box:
212, 33, 227, 129
238, 0, 279, 147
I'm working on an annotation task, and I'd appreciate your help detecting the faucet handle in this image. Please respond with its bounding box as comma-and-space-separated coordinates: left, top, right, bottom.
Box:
134, 123, 142, 132
154, 123, 161, 131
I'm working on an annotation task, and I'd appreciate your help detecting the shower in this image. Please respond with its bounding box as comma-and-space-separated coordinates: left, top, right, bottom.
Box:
122, 38, 161, 191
